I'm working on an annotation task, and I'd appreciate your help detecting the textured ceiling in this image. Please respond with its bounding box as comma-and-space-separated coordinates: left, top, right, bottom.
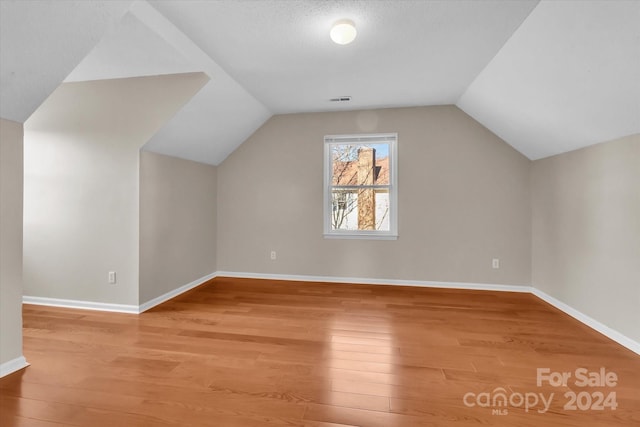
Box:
149, 0, 539, 113
64, 0, 271, 165
1, 0, 639, 164
0, 0, 133, 122
64, 11, 199, 83
459, 0, 640, 159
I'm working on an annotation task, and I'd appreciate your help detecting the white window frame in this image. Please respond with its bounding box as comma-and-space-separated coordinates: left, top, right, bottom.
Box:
323, 133, 398, 240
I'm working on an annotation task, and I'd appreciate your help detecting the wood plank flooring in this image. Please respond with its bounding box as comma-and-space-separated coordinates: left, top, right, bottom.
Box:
1, 277, 639, 426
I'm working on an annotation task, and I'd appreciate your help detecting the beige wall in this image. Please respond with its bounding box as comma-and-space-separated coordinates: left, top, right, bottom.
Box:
532, 134, 640, 342
217, 106, 532, 285
0, 118, 24, 370
139, 151, 217, 304
23, 73, 208, 306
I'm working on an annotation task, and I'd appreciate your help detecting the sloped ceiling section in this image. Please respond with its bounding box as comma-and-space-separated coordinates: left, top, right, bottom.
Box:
2, 0, 638, 164
61, 1, 271, 165
128, 1, 271, 165
458, 0, 640, 160
26, 73, 209, 140
64, 11, 200, 82
0, 0, 133, 122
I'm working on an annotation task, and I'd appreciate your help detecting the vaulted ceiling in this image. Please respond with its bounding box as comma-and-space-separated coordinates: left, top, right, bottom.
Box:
1, 0, 638, 164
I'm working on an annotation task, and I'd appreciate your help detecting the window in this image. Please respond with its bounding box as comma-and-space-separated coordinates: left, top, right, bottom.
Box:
324, 133, 398, 239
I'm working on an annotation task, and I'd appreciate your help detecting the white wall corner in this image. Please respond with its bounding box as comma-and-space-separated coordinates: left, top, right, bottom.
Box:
138, 271, 217, 313
0, 356, 29, 378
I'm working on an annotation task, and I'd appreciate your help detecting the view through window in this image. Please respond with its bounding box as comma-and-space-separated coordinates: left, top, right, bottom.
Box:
324, 133, 397, 239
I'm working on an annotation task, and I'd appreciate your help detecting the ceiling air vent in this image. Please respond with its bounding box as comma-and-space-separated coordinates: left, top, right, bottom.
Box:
330, 96, 352, 102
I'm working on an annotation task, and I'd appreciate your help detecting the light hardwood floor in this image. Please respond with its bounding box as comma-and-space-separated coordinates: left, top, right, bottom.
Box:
1, 277, 639, 426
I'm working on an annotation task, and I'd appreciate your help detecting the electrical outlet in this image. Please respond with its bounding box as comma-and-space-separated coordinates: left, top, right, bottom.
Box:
108, 271, 116, 284
492, 259, 500, 269
270, 251, 277, 260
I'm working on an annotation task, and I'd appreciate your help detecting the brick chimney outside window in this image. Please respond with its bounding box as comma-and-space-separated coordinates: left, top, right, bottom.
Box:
357, 147, 376, 230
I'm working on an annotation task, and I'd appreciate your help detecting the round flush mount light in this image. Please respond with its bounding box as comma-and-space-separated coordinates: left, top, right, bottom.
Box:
330, 19, 357, 45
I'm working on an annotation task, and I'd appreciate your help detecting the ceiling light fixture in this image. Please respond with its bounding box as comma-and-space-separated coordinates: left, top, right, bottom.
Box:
330, 19, 357, 45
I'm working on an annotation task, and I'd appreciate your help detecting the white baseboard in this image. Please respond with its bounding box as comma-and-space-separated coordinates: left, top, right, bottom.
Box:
22, 296, 139, 314
19, 271, 639, 356
532, 288, 640, 356
138, 272, 217, 313
22, 272, 218, 314
219, 271, 639, 355
0, 356, 29, 378
215, 271, 532, 293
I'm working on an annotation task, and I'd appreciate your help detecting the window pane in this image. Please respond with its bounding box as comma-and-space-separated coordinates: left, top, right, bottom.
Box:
324, 133, 397, 239
331, 143, 390, 186
331, 188, 390, 231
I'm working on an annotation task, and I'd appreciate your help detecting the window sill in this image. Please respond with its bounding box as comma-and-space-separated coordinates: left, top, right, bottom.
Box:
323, 233, 398, 240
